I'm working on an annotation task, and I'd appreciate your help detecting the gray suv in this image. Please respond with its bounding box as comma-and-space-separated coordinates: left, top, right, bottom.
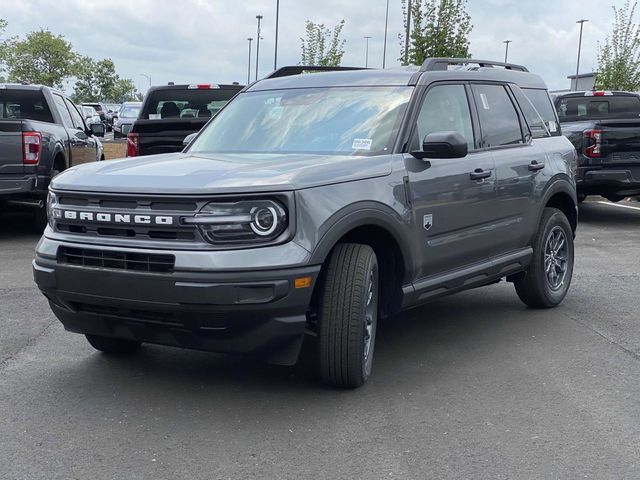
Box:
33, 59, 578, 388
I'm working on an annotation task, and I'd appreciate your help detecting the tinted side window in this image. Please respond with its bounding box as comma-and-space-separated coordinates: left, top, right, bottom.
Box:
52, 94, 74, 128
412, 84, 474, 151
65, 99, 85, 130
522, 88, 560, 136
472, 84, 523, 148
512, 87, 549, 139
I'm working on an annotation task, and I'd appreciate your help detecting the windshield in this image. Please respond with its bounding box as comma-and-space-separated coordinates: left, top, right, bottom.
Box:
189, 86, 413, 156
119, 106, 141, 118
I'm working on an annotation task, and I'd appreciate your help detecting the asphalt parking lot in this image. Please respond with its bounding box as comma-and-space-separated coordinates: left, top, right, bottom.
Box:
1, 199, 639, 479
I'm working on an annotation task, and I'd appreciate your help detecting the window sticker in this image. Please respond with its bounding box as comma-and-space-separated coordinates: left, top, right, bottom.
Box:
352, 138, 373, 150
149, 113, 161, 120
480, 93, 490, 110
548, 121, 557, 133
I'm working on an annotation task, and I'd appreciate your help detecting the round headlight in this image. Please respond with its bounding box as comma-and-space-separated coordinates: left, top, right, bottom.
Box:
250, 206, 278, 236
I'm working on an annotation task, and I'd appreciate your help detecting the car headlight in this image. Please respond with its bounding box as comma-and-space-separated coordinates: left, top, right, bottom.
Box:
183, 199, 288, 244
46, 191, 57, 229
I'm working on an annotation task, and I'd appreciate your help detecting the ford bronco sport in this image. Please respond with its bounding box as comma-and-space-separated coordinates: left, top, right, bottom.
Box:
33, 59, 578, 388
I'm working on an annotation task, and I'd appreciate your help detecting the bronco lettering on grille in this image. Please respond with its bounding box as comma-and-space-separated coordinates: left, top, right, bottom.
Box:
58, 210, 174, 226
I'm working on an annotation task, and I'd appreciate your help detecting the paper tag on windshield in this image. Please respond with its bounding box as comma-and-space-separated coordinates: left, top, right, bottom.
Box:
548, 121, 557, 133
149, 113, 161, 120
352, 138, 373, 150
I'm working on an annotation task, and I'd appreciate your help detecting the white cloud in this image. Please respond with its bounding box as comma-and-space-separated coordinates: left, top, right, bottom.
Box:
0, 0, 621, 92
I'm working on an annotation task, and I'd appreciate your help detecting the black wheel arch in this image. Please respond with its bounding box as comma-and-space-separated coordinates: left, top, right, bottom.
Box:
308, 203, 415, 317
537, 175, 578, 236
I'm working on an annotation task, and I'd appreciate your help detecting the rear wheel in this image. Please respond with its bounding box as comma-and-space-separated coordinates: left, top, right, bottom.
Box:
514, 208, 574, 308
85, 334, 141, 354
318, 243, 378, 389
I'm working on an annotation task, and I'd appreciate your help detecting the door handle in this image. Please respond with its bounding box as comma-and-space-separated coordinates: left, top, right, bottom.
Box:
528, 160, 545, 171
470, 168, 491, 180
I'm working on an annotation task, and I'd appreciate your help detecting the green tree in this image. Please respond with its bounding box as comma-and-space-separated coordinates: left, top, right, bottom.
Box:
400, 0, 473, 66
595, 0, 640, 91
300, 20, 346, 66
3, 29, 76, 88
72, 55, 99, 102
0, 19, 11, 81
94, 58, 118, 100
111, 78, 140, 102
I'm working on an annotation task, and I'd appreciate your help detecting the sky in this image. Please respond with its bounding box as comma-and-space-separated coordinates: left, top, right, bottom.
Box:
0, 0, 620, 93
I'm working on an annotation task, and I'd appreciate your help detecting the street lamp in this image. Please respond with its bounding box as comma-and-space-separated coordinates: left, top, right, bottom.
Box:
575, 19, 589, 91
255, 15, 263, 81
247, 38, 254, 85
274, 0, 280, 70
383, 0, 390, 68
404, 0, 412, 64
364, 36, 372, 68
139, 73, 151, 89
503, 40, 512, 63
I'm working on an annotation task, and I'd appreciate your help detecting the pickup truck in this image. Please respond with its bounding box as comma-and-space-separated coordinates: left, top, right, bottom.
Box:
126, 83, 243, 157
555, 91, 640, 202
0, 84, 105, 228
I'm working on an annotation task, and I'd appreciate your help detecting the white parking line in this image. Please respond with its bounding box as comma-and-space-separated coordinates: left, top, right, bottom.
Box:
595, 201, 640, 212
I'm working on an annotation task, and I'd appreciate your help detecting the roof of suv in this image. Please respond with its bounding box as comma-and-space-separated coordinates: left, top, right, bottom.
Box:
248, 59, 547, 91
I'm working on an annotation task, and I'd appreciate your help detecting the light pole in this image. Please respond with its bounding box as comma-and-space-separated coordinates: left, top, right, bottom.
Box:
274, 0, 280, 70
364, 36, 372, 68
575, 19, 589, 91
247, 38, 253, 85
383, 0, 390, 68
255, 15, 263, 81
139, 73, 151, 89
404, 0, 412, 64
503, 40, 512, 63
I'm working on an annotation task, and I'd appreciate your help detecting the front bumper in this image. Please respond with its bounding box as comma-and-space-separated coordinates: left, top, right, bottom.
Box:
33, 240, 320, 365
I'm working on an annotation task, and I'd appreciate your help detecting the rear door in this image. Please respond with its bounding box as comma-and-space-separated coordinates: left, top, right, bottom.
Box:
63, 97, 95, 164
404, 83, 497, 279
470, 83, 539, 255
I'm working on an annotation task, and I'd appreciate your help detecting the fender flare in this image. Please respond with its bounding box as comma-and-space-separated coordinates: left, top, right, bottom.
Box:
51, 142, 68, 170
536, 174, 578, 232
308, 201, 415, 280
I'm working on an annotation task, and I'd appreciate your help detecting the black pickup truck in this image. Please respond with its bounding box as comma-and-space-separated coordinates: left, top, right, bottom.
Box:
555, 91, 640, 202
0, 84, 105, 228
126, 83, 243, 157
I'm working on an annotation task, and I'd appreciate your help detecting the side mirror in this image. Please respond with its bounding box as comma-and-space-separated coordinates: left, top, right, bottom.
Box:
182, 132, 197, 148
90, 123, 106, 137
412, 131, 468, 160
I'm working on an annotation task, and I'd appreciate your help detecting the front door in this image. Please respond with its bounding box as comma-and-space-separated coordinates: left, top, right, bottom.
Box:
404, 83, 497, 280
64, 98, 95, 165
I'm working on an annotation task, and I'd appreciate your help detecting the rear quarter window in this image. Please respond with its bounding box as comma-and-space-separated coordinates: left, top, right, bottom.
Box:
521, 88, 561, 137
0, 90, 54, 123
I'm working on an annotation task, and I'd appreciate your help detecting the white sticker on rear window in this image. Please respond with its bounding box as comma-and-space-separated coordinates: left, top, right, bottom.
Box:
548, 121, 557, 133
149, 113, 161, 120
352, 138, 373, 150
480, 93, 490, 110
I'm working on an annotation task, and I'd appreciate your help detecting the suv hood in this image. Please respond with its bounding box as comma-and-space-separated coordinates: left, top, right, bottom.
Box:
51, 152, 393, 194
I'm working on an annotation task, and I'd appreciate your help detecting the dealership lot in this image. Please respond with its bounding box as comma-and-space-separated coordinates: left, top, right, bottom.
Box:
1, 200, 639, 479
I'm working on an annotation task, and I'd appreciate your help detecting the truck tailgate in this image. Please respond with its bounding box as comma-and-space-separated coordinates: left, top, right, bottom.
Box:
598, 119, 640, 164
0, 121, 24, 175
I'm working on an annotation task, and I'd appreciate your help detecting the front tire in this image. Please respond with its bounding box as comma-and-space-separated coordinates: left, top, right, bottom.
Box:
318, 243, 378, 388
514, 208, 574, 308
85, 334, 141, 354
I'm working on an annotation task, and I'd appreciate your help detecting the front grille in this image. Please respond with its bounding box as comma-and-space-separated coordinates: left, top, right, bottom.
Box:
58, 246, 175, 273
54, 194, 204, 245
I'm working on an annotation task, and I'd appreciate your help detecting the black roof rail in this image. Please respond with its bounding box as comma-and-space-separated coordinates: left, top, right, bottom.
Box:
264, 65, 368, 79
421, 58, 529, 73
